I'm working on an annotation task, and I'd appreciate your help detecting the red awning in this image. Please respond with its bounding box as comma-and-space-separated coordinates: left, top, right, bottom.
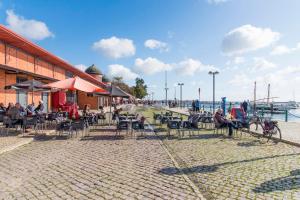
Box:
45, 76, 108, 93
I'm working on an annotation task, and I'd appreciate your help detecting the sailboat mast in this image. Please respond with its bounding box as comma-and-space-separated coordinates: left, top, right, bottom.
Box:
254, 81, 256, 112
267, 84, 270, 105
164, 71, 168, 106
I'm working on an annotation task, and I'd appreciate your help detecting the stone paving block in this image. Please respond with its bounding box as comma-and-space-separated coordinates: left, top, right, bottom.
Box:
164, 131, 300, 200
0, 131, 200, 200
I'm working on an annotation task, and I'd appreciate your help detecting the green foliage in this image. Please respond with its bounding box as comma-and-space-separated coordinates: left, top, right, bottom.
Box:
111, 76, 133, 95
132, 78, 148, 99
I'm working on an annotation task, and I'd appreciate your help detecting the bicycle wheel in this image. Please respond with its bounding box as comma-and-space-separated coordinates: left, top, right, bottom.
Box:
248, 122, 263, 135
268, 125, 282, 142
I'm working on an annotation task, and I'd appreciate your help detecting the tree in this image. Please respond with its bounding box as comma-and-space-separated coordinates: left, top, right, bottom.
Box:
111, 76, 134, 95
132, 78, 147, 99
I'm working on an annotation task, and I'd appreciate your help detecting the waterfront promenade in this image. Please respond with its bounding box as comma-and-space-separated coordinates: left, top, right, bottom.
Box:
0, 105, 300, 199
166, 107, 300, 145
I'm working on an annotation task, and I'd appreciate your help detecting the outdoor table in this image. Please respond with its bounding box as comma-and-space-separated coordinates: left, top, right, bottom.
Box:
119, 119, 139, 135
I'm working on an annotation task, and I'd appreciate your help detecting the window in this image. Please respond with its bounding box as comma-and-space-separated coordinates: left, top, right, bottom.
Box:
65, 71, 73, 78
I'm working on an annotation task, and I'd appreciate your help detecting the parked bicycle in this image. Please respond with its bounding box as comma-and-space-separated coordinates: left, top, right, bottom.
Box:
248, 114, 282, 142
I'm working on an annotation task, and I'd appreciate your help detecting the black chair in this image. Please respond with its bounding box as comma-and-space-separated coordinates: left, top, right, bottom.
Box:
46, 112, 58, 129
71, 119, 86, 137
23, 116, 38, 135
213, 117, 228, 134
2, 117, 23, 136
167, 120, 181, 137
36, 114, 47, 134
131, 120, 145, 136
116, 120, 129, 135
56, 121, 72, 137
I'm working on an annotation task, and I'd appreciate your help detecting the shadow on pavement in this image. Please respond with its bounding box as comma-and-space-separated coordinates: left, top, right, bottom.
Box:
80, 135, 125, 141
34, 134, 69, 141
253, 169, 300, 193
160, 165, 218, 175
159, 153, 300, 175
178, 133, 222, 140
237, 140, 262, 147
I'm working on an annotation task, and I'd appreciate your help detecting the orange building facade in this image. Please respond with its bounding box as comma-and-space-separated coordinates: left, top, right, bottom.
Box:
0, 25, 108, 111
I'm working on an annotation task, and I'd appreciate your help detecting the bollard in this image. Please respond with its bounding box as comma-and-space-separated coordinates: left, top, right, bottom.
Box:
285, 110, 288, 122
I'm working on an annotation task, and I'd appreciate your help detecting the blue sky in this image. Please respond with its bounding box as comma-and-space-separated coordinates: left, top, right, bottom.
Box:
1, 0, 300, 102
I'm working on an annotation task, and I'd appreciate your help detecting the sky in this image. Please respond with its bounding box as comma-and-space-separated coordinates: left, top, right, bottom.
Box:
1, 0, 300, 102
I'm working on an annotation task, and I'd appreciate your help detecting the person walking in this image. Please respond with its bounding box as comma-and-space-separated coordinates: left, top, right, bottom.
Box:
195, 100, 200, 112
242, 100, 248, 114
192, 100, 196, 112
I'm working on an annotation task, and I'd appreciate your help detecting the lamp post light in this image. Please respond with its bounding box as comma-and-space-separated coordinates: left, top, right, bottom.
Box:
178, 83, 184, 108
208, 71, 219, 114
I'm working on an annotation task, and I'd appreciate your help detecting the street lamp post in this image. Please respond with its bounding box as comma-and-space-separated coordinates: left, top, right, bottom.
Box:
178, 83, 184, 108
208, 71, 219, 114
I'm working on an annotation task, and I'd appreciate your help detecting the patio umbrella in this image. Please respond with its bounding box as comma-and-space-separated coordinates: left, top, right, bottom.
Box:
5, 79, 50, 103
93, 85, 130, 98
44, 76, 107, 93
44, 76, 107, 119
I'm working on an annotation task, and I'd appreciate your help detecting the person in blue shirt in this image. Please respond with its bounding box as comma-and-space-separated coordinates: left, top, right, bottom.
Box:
195, 100, 200, 112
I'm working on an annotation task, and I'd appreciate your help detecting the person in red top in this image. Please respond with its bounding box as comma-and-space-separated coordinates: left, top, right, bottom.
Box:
214, 109, 237, 137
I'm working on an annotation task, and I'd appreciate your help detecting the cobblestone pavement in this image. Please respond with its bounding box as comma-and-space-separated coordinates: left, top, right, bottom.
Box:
162, 131, 300, 200
0, 132, 200, 200
0, 135, 33, 154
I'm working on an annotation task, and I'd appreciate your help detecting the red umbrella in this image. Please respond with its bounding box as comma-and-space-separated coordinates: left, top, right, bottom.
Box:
44, 76, 107, 93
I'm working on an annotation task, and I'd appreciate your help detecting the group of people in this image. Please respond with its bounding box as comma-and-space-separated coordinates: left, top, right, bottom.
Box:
0, 100, 44, 118
0, 100, 45, 130
191, 100, 201, 112
214, 101, 249, 137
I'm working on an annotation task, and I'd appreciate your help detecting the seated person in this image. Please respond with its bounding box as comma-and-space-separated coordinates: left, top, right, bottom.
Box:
26, 103, 35, 116
0, 103, 6, 113
98, 106, 105, 119
34, 100, 44, 114
82, 104, 90, 116
6, 102, 14, 114
214, 109, 237, 137
139, 116, 146, 129
6, 103, 25, 127
112, 108, 122, 120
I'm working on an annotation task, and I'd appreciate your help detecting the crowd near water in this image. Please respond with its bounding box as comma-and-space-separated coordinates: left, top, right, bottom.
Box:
156, 100, 300, 122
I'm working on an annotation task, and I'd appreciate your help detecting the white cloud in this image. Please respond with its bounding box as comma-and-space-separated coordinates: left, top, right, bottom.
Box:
207, 0, 229, 4
176, 58, 218, 76
144, 39, 169, 52
75, 64, 88, 72
134, 57, 172, 75
222, 24, 280, 55
92, 36, 135, 59
148, 84, 157, 89
5, 10, 54, 40
226, 56, 245, 66
229, 73, 252, 87
228, 66, 300, 101
270, 43, 300, 55
108, 64, 138, 81
250, 57, 277, 72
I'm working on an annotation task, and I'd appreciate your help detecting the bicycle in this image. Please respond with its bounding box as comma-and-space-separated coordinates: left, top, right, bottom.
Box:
248, 115, 282, 142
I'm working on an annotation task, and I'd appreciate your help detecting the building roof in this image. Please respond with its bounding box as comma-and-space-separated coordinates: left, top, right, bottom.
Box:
0, 25, 105, 87
85, 64, 102, 75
